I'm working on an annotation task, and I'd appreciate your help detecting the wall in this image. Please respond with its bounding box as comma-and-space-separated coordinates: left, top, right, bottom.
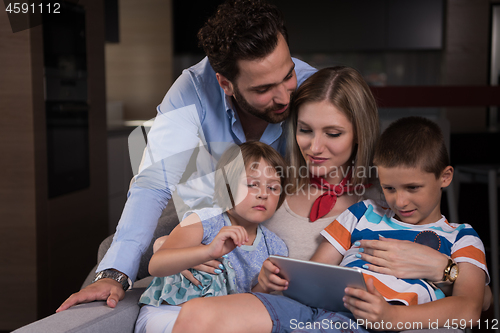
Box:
442, 0, 497, 132
105, 0, 173, 121
0, 13, 38, 330
0, 0, 108, 329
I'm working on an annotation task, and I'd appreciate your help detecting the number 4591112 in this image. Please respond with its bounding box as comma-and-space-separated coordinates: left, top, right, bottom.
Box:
444, 318, 498, 330
5, 2, 60, 14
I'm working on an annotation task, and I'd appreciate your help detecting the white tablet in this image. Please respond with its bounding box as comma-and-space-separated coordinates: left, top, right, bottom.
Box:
268, 255, 366, 313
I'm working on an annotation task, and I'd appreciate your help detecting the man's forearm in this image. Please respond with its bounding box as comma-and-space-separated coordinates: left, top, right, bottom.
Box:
97, 184, 170, 281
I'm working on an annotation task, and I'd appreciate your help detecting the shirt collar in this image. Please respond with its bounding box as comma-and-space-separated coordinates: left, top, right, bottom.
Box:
224, 93, 286, 127
223, 90, 285, 145
224, 93, 236, 120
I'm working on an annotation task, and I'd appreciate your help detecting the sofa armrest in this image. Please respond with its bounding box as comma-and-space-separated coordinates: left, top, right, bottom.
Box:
13, 278, 153, 333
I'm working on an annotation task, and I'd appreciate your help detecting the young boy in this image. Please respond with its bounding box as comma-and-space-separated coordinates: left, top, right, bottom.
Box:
316, 116, 489, 330
251, 116, 489, 332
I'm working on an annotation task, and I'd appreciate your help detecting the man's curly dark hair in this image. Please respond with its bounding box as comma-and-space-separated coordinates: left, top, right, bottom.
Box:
198, 0, 288, 82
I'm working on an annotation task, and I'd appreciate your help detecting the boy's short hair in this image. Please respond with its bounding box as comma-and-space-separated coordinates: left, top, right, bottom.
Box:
373, 117, 449, 178
213, 141, 288, 212
197, 0, 288, 82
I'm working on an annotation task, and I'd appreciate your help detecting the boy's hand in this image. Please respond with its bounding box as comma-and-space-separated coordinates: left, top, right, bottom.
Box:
343, 278, 395, 330
207, 226, 248, 260
257, 259, 289, 293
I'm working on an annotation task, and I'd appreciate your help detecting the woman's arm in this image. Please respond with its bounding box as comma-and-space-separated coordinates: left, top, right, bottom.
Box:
357, 236, 492, 311
356, 237, 448, 281
344, 262, 486, 331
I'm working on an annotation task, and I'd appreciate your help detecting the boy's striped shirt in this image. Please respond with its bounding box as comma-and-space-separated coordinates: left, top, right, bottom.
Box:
320, 199, 489, 305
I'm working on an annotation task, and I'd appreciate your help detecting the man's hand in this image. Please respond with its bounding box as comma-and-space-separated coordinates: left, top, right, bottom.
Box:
56, 278, 125, 312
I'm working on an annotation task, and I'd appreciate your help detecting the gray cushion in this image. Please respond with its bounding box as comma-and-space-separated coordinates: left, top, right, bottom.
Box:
12, 287, 143, 333
12, 200, 181, 333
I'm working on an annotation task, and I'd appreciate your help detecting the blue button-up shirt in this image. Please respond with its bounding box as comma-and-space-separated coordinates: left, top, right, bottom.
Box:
98, 57, 316, 282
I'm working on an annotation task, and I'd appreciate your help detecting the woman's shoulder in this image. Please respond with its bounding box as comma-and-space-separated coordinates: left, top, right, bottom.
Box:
281, 193, 306, 216
285, 186, 326, 216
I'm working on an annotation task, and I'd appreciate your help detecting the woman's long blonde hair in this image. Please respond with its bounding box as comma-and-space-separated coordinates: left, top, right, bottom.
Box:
286, 66, 379, 192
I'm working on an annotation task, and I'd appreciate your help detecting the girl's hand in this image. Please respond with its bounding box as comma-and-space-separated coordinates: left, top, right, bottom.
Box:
343, 278, 395, 331
356, 237, 448, 281
207, 226, 248, 260
257, 259, 289, 293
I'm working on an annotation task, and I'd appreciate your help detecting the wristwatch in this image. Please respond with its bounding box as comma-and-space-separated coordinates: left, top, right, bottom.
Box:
442, 258, 459, 283
93, 269, 131, 290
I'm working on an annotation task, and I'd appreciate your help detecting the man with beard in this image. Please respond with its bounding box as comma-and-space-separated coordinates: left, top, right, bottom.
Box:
57, 0, 316, 311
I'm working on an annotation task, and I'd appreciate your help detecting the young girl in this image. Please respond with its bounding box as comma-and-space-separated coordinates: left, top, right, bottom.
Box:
134, 141, 289, 333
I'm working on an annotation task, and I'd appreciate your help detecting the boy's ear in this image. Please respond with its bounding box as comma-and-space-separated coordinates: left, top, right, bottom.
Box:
216, 73, 235, 96
440, 166, 454, 189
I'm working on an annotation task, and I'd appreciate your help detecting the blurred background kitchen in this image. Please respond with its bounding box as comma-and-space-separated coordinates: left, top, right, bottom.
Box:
1, 0, 499, 331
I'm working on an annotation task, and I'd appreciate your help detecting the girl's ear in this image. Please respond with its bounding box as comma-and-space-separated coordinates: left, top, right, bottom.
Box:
440, 166, 454, 189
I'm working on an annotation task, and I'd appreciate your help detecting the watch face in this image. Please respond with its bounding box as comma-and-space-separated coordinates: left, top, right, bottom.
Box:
450, 265, 459, 281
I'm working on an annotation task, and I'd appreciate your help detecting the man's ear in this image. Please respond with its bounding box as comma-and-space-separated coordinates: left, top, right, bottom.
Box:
440, 166, 454, 189
216, 73, 234, 96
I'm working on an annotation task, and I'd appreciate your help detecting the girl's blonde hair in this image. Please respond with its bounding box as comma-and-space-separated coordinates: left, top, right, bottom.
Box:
286, 66, 379, 191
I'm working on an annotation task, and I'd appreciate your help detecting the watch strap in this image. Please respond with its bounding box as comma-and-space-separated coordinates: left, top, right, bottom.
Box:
93, 269, 131, 290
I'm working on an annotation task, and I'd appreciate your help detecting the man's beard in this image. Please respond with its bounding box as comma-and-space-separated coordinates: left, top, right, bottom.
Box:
232, 85, 291, 124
